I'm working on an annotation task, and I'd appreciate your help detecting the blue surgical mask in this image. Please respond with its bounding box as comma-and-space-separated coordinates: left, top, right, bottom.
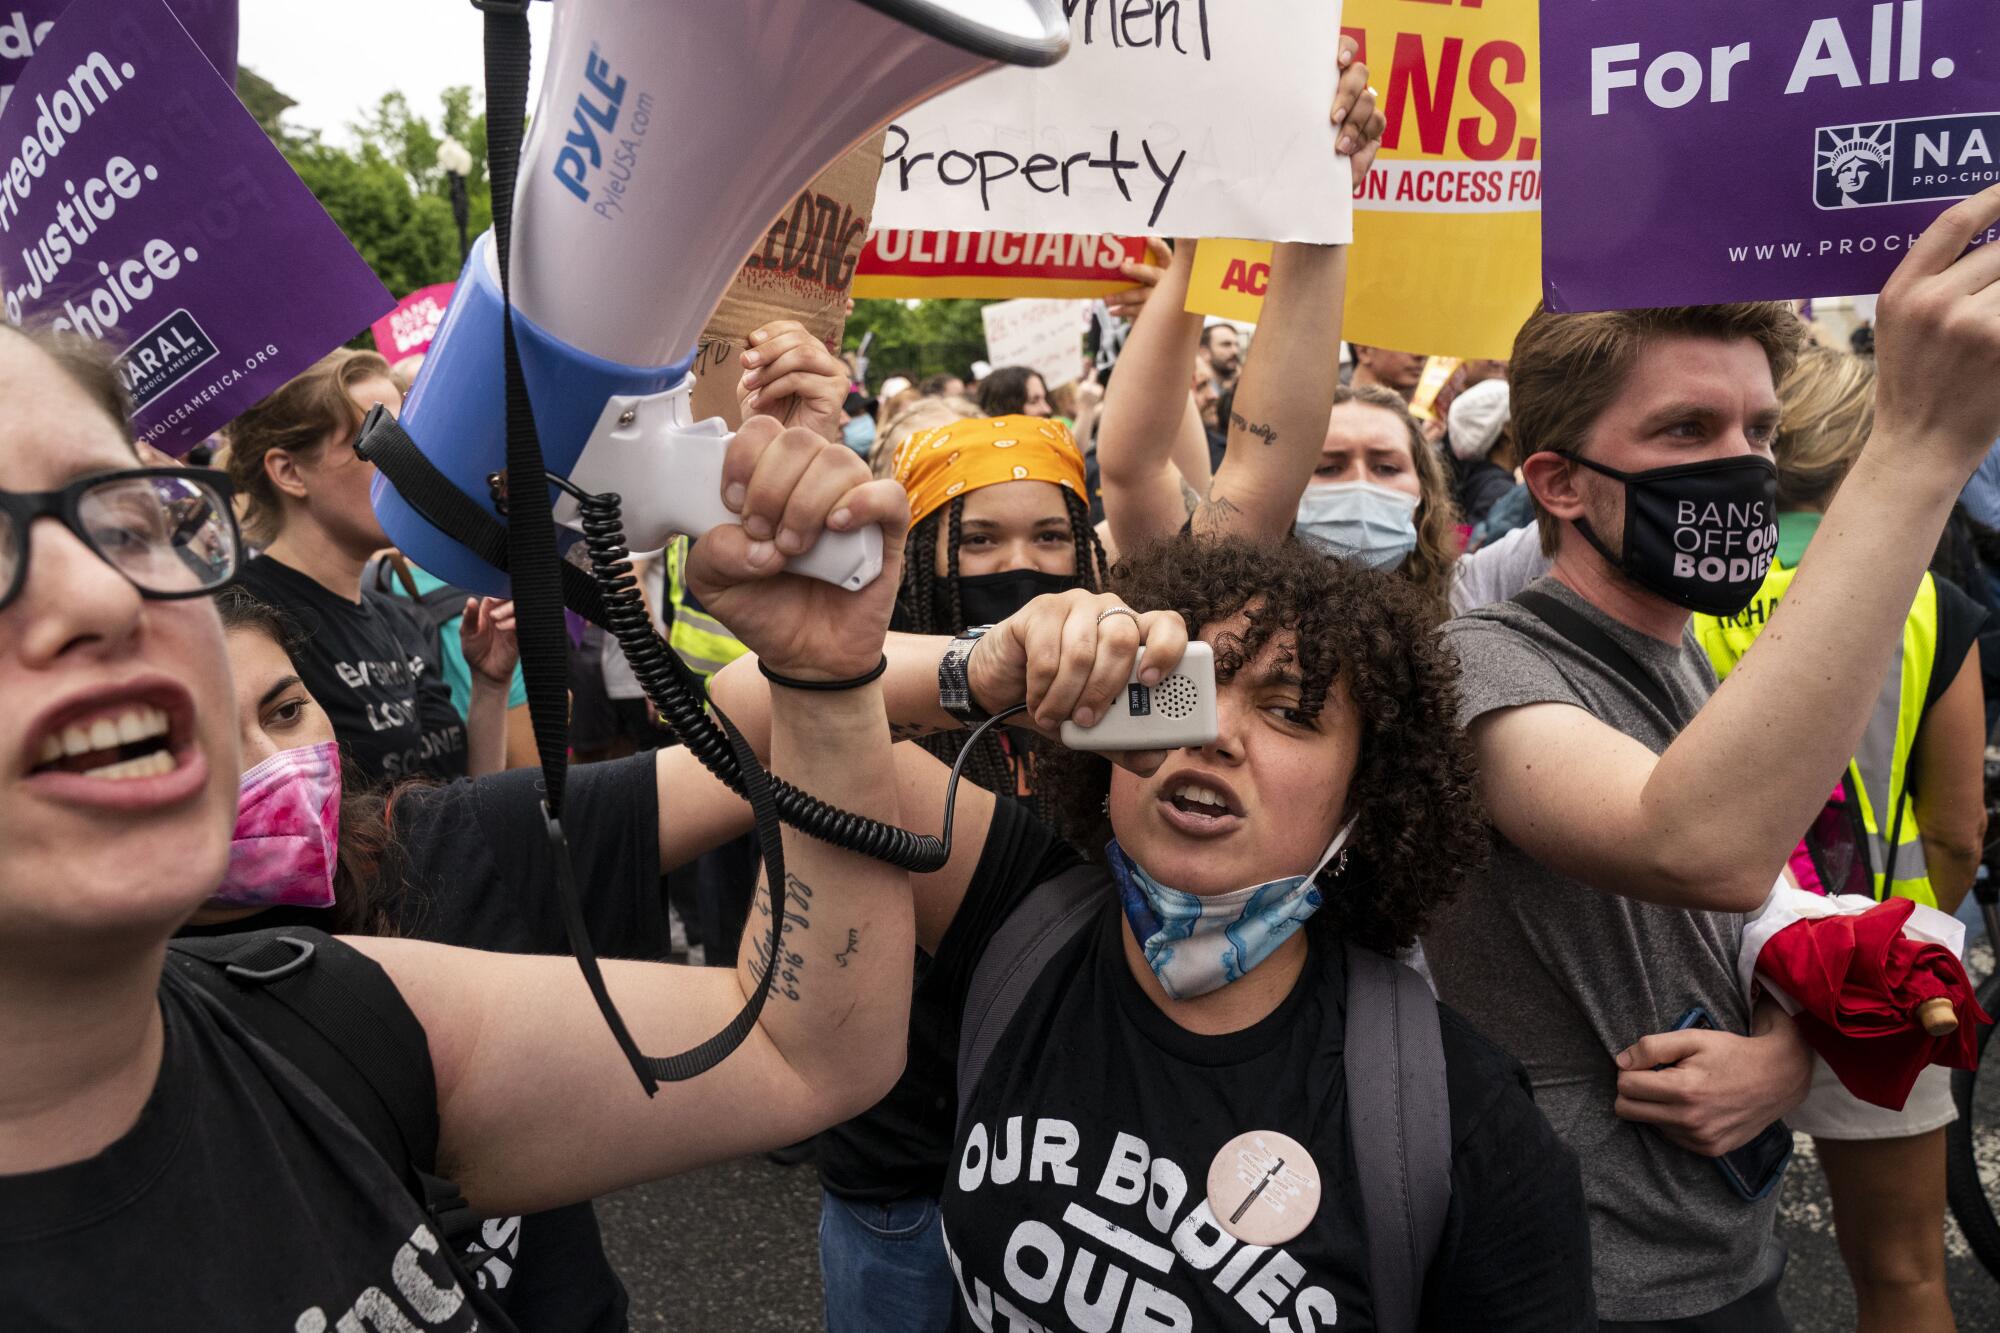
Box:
1108, 819, 1356, 1000
842, 415, 877, 455
1295, 480, 1419, 571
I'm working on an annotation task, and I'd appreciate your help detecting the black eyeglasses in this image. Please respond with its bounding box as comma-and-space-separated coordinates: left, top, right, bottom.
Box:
0, 467, 242, 613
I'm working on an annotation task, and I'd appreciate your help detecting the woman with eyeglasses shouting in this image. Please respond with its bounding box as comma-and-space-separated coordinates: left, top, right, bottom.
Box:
0, 325, 921, 1332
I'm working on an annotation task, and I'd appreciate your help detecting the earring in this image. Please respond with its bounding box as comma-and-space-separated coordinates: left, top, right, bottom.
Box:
1100, 793, 1111, 815
1330, 848, 1350, 878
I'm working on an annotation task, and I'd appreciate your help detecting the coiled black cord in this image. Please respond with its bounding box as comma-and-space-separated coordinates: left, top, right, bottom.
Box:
563, 481, 1016, 874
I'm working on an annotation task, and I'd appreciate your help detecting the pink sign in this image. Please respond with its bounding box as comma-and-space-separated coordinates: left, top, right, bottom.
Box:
370, 282, 454, 360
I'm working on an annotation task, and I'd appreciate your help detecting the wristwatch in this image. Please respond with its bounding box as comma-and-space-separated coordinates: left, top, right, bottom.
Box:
939, 626, 995, 727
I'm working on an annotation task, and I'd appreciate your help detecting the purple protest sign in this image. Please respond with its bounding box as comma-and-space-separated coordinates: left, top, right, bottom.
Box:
0, 0, 388, 452
1542, 0, 1998, 311
0, 0, 234, 114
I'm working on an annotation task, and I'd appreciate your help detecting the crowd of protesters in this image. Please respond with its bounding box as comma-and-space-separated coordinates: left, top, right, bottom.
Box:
10, 31, 2000, 1333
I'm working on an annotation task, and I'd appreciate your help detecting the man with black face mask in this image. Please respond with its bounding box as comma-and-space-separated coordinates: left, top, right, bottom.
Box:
1424, 186, 2000, 1332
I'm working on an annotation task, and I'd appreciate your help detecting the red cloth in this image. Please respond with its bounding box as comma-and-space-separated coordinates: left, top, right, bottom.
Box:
1754, 897, 1989, 1109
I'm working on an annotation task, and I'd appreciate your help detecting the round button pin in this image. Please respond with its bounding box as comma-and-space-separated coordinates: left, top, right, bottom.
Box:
1207, 1129, 1322, 1246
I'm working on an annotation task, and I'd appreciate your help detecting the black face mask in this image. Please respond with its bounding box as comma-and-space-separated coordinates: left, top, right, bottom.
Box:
936, 568, 1081, 630
1569, 454, 1779, 616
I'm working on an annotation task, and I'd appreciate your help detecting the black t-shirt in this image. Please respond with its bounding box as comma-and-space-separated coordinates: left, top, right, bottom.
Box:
177, 753, 666, 1333
934, 809, 1596, 1331
385, 752, 666, 959
816, 796, 1078, 1202
235, 555, 469, 789
1, 947, 516, 1333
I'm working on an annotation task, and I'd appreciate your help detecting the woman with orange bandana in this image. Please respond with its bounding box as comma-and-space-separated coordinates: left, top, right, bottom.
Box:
890, 414, 1108, 798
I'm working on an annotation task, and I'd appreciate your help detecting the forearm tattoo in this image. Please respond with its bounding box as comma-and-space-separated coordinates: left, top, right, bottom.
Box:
1192, 493, 1241, 534
1229, 409, 1279, 448
889, 720, 949, 743
748, 871, 812, 1002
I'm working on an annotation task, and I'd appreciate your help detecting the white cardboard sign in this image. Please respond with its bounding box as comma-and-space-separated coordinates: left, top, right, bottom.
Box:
981, 298, 1087, 392
875, 1, 1349, 243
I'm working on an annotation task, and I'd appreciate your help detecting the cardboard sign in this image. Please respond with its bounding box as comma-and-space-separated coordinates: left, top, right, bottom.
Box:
0, 0, 234, 114
690, 132, 884, 431
853, 230, 1147, 299
981, 298, 1085, 393
1543, 0, 2000, 311
0, 0, 389, 451
874, 1, 1350, 243
1341, 0, 1542, 359
371, 282, 453, 361
703, 131, 884, 354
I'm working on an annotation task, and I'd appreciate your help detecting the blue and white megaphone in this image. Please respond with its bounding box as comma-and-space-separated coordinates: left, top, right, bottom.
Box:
372, 0, 1067, 596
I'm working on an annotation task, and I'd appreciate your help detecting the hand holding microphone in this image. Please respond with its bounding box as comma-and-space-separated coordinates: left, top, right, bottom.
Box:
963, 589, 1214, 774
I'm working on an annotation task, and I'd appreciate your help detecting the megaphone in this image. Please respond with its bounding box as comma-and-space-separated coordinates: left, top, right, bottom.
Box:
370, 0, 1067, 597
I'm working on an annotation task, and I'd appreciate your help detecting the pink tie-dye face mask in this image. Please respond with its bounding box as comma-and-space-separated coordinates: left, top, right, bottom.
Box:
208, 742, 343, 910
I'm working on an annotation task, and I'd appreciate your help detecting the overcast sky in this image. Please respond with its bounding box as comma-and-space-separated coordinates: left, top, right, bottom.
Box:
238, 0, 552, 144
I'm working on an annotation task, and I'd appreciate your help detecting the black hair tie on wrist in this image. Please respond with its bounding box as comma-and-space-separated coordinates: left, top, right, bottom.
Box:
757, 654, 889, 692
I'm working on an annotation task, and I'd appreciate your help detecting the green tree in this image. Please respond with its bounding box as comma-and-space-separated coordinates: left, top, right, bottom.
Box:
844, 299, 994, 389
234, 67, 295, 138
238, 70, 493, 300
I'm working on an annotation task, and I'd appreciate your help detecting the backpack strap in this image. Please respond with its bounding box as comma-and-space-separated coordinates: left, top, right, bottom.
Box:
1344, 941, 1452, 1333
956, 863, 1107, 1140
365, 553, 480, 635
1511, 586, 1677, 721
166, 930, 474, 1243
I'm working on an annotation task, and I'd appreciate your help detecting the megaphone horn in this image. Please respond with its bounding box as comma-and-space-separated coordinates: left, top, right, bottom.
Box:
370, 0, 1068, 597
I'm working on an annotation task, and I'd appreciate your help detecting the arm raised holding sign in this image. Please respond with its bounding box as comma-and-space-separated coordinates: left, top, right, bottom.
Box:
1093, 38, 1382, 556
1478, 185, 2000, 917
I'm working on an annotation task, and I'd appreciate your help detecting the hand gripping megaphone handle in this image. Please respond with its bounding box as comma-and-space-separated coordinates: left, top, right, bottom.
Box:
555, 389, 885, 591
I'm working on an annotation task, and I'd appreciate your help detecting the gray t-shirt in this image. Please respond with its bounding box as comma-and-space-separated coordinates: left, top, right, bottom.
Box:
1427, 575, 1774, 1322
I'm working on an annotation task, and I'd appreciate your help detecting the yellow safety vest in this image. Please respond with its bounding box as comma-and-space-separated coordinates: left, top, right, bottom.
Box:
1694, 543, 1940, 907
663, 536, 748, 687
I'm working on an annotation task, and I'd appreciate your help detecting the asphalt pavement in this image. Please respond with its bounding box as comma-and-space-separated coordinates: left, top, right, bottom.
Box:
596, 1147, 2000, 1331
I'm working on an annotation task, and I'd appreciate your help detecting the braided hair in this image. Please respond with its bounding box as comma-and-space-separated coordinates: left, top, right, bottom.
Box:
893, 486, 1107, 800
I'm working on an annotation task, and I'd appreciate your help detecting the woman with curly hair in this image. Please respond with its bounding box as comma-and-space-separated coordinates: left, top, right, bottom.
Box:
711, 535, 1593, 1330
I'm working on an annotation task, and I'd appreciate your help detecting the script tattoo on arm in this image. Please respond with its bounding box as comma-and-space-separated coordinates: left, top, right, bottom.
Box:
1229, 410, 1279, 448
833, 929, 861, 968
747, 871, 812, 1002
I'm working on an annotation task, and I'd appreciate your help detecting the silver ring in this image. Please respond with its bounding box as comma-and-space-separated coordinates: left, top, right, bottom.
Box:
1096, 606, 1141, 630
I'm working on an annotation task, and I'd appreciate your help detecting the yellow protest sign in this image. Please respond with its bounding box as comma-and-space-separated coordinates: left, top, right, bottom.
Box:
1344, 0, 1541, 360
1407, 356, 1463, 423
1185, 2, 1541, 361
1185, 239, 1275, 325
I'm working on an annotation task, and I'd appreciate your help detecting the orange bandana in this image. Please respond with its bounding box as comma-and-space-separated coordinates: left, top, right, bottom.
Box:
891, 415, 1087, 529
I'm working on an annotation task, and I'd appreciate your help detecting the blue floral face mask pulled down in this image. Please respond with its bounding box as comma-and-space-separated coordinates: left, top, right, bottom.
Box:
1108, 818, 1358, 1000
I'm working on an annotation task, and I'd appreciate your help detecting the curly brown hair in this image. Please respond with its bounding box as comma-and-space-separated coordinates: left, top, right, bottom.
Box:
1034, 535, 1485, 953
